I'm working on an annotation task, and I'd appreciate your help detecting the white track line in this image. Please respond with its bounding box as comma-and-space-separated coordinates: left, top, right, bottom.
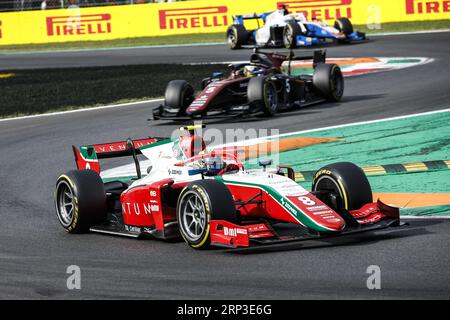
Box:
272, 107, 450, 140
213, 107, 450, 148
0, 98, 163, 123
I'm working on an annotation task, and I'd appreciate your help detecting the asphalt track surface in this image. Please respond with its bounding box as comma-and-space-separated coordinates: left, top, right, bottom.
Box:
0, 32, 449, 299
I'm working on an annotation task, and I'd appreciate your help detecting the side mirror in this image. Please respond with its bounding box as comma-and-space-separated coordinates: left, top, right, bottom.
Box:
126, 138, 141, 179
258, 158, 273, 172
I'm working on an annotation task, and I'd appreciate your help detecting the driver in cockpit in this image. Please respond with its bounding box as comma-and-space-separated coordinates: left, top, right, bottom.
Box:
203, 156, 226, 176
279, 4, 290, 15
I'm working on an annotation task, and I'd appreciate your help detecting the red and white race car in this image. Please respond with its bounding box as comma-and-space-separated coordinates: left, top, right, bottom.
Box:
55, 125, 400, 250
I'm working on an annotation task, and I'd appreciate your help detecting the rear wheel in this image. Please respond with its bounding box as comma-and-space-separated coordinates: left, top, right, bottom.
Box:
334, 18, 353, 35
177, 179, 236, 249
247, 76, 279, 116
312, 162, 372, 211
55, 170, 106, 233
313, 63, 344, 102
227, 24, 248, 49
283, 21, 303, 49
164, 80, 195, 116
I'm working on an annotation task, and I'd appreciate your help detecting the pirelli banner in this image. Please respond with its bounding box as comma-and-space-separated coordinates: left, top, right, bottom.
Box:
0, 0, 449, 45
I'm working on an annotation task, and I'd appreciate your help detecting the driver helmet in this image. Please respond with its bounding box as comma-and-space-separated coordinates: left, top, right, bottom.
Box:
244, 65, 259, 78
278, 4, 290, 15
204, 156, 225, 175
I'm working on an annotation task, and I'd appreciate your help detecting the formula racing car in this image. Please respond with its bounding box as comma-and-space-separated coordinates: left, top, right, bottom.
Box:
55, 125, 401, 250
153, 49, 344, 120
227, 6, 366, 49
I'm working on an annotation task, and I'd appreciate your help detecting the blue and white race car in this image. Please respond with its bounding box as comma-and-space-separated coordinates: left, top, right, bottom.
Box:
226, 6, 366, 49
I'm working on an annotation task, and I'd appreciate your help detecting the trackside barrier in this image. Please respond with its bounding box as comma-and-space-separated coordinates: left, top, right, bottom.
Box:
0, 0, 449, 45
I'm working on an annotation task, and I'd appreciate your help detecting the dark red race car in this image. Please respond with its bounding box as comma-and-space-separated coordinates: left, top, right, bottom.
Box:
152, 49, 343, 120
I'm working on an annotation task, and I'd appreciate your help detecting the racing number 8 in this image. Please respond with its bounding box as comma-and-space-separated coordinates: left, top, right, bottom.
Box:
298, 196, 316, 206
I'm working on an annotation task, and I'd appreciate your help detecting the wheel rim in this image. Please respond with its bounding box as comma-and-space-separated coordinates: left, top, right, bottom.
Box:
284, 26, 293, 47
264, 83, 278, 113
228, 30, 237, 46
314, 175, 345, 209
56, 181, 75, 227
180, 191, 207, 242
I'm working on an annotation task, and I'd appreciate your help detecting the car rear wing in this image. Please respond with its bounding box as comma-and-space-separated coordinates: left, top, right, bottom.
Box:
233, 12, 272, 24
72, 137, 165, 177
250, 48, 326, 73
290, 49, 326, 66
285, 49, 326, 75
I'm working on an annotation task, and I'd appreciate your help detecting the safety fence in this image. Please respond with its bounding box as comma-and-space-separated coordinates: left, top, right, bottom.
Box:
0, 0, 449, 45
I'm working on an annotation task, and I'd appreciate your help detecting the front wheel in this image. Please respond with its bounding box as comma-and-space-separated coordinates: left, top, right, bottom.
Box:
312, 162, 372, 211
164, 80, 195, 116
227, 24, 248, 49
247, 76, 279, 116
55, 170, 106, 233
283, 21, 303, 49
177, 179, 236, 249
334, 18, 353, 35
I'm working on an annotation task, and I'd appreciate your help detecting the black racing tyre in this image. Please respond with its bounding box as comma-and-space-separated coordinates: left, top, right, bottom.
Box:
283, 21, 303, 49
334, 18, 353, 35
313, 63, 344, 102
177, 179, 236, 249
227, 24, 248, 49
312, 162, 372, 211
55, 170, 107, 233
164, 80, 195, 116
247, 76, 279, 116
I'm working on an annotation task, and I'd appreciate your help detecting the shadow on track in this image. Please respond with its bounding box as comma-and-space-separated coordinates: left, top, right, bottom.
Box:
238, 38, 371, 52
224, 219, 442, 255
149, 94, 385, 126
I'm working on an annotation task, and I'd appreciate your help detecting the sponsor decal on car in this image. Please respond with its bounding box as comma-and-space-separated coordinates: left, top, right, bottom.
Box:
223, 226, 248, 236
287, 195, 345, 227
159, 6, 228, 30
46, 14, 111, 37
122, 202, 158, 216
306, 205, 330, 211
314, 169, 332, 180
125, 225, 141, 233
280, 197, 300, 216
168, 168, 183, 175
93, 139, 156, 154
0, 20, 3, 39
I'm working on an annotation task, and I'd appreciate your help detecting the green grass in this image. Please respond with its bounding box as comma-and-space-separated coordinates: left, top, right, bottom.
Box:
1, 19, 449, 53
0, 64, 227, 118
